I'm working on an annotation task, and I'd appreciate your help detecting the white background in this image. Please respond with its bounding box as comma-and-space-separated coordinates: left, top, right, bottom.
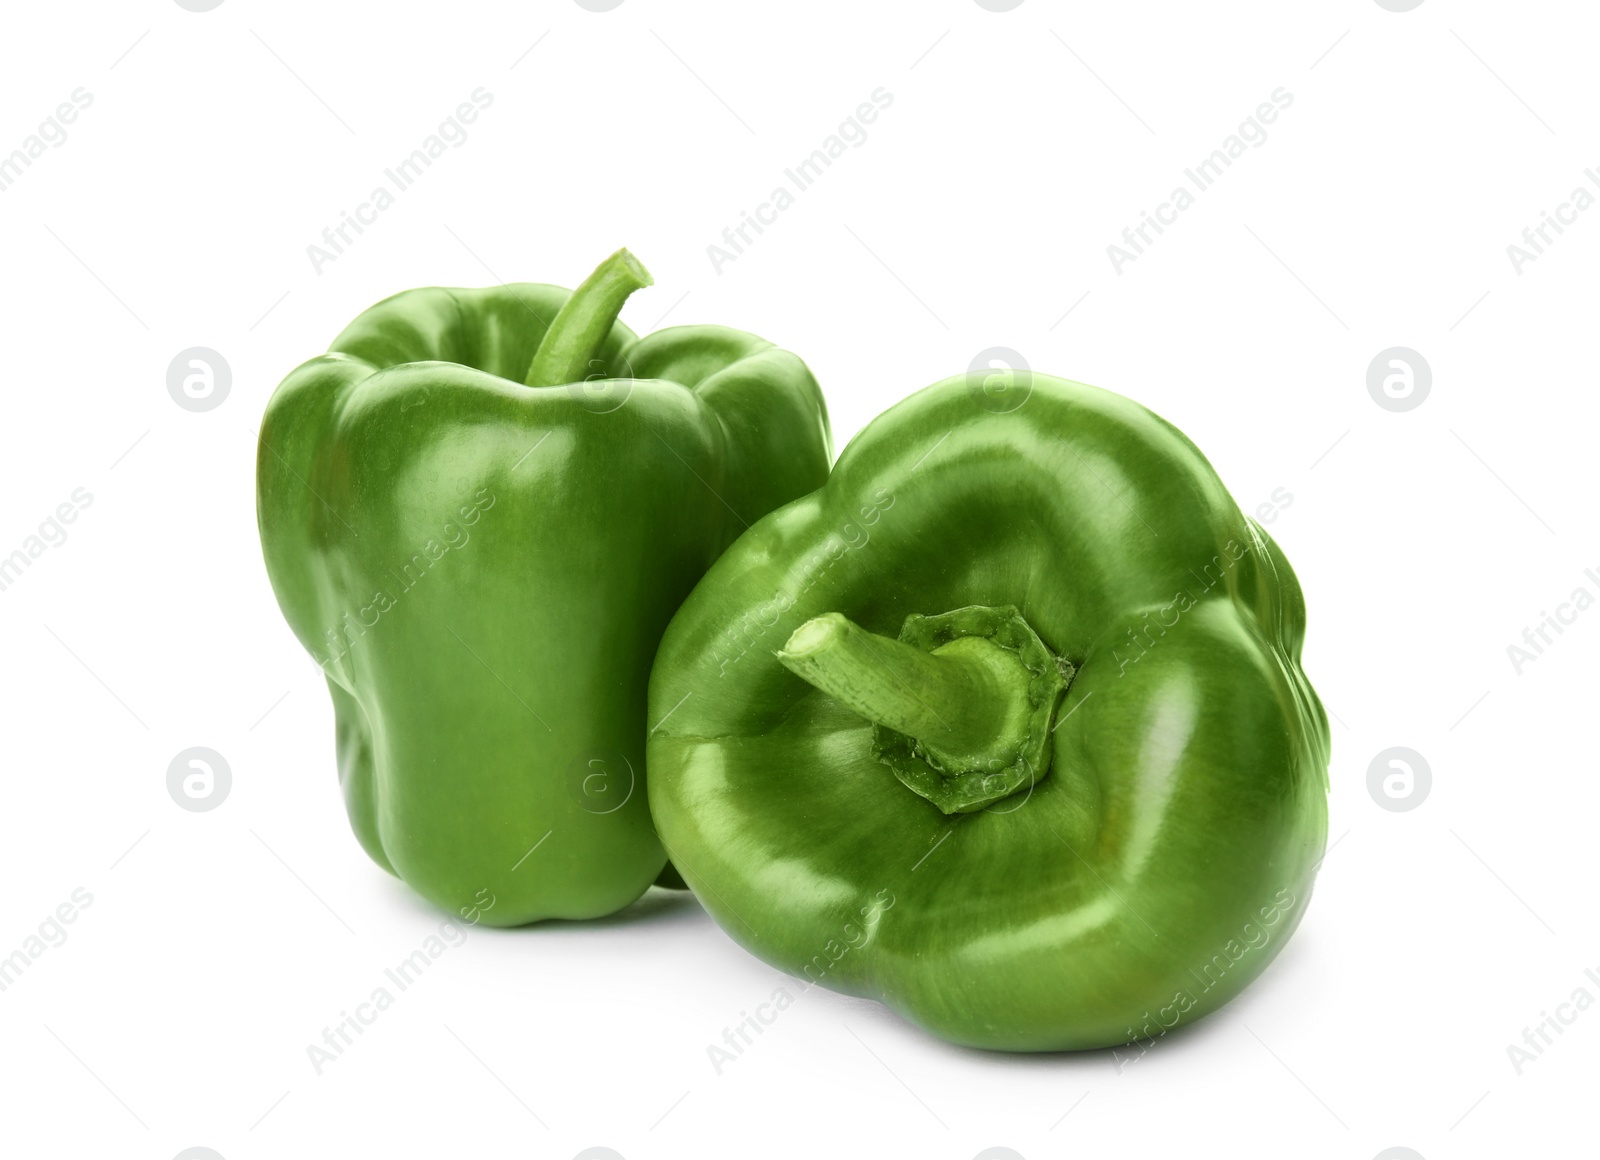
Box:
0, 1, 1593, 1157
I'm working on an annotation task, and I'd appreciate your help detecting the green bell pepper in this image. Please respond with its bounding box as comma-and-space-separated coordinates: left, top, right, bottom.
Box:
647, 373, 1329, 1050
257, 250, 830, 926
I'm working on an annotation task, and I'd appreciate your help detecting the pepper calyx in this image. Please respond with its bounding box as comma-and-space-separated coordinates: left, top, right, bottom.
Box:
776, 604, 1071, 814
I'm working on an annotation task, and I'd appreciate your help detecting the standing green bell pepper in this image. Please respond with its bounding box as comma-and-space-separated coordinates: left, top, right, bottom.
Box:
258, 250, 830, 926
647, 373, 1329, 1050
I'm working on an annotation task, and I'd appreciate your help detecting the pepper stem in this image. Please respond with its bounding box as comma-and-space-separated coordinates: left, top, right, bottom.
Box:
776, 607, 1069, 814
524, 248, 652, 388
778, 613, 998, 752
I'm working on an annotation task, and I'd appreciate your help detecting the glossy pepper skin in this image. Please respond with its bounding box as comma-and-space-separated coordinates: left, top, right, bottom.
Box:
258, 251, 830, 926
647, 373, 1329, 1050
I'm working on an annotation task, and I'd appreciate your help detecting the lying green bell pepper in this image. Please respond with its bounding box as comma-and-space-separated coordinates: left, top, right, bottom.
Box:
258, 250, 830, 925
648, 373, 1329, 1050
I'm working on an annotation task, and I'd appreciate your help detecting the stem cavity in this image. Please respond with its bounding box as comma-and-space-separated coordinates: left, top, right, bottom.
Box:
777, 605, 1071, 814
